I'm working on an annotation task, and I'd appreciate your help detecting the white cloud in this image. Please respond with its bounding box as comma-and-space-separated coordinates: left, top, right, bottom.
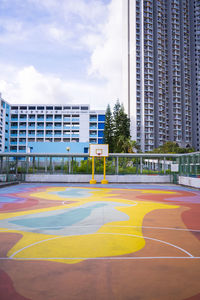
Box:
0, 0, 123, 110
0, 19, 27, 44
0, 64, 110, 109
28, 0, 107, 24
87, 0, 123, 105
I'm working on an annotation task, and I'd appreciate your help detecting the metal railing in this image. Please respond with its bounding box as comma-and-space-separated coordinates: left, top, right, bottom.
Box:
178, 152, 200, 177
0, 152, 182, 182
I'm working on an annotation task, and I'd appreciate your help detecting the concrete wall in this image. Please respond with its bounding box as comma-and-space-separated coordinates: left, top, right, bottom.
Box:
179, 176, 200, 189
25, 174, 171, 183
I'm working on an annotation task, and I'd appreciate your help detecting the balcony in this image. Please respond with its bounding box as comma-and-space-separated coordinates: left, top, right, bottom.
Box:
90, 134, 97, 138
19, 141, 26, 144
89, 139, 97, 144
71, 134, 79, 138
19, 149, 26, 153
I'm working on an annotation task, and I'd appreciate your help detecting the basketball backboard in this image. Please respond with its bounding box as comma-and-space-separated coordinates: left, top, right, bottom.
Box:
89, 144, 109, 157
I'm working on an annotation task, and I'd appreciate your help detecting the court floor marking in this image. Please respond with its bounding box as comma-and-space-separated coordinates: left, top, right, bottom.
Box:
8, 231, 193, 259
1, 256, 200, 261
1, 225, 200, 232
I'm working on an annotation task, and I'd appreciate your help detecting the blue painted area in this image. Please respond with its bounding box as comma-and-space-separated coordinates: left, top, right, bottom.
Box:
0, 197, 25, 208
51, 188, 93, 199
98, 115, 105, 122
0, 196, 23, 204
98, 130, 104, 137
98, 139, 103, 144
0, 183, 199, 194
10, 203, 107, 229
98, 123, 105, 130
28, 142, 89, 154
84, 147, 89, 153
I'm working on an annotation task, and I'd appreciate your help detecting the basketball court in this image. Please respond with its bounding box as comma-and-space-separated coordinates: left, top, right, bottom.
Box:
0, 183, 200, 300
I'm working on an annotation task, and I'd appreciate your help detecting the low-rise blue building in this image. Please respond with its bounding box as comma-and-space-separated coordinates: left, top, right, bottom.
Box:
0, 94, 105, 154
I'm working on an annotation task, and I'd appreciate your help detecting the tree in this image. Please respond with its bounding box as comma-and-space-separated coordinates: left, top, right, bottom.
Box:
116, 137, 141, 153
104, 100, 139, 153
152, 141, 195, 154
103, 104, 114, 152
113, 101, 131, 152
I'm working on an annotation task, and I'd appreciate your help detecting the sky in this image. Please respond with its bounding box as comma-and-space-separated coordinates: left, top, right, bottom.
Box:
0, 0, 122, 110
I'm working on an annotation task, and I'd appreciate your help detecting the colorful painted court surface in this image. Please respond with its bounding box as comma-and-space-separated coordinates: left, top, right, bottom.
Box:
0, 183, 200, 300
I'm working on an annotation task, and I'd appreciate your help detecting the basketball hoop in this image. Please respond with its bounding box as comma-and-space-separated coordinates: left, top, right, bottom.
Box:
96, 149, 103, 156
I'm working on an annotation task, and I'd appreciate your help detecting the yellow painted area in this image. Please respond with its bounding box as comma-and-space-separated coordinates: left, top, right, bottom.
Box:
30, 187, 177, 202
5, 186, 178, 264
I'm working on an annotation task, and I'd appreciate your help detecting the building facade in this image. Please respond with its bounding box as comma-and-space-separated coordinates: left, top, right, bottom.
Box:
123, 0, 199, 152
0, 95, 105, 154
190, 0, 200, 151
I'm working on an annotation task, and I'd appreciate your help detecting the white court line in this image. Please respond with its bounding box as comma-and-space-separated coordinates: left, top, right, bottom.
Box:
9, 232, 193, 259
9, 236, 61, 259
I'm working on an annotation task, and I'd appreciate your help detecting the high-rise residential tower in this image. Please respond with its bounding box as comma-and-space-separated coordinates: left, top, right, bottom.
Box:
123, 0, 199, 152
190, 0, 200, 151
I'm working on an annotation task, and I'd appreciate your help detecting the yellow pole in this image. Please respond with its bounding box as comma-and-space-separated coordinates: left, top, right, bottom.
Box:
90, 156, 96, 184
101, 156, 108, 184
103, 156, 106, 180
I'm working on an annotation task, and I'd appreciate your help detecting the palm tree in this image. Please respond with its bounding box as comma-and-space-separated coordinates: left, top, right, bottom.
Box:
116, 137, 141, 153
